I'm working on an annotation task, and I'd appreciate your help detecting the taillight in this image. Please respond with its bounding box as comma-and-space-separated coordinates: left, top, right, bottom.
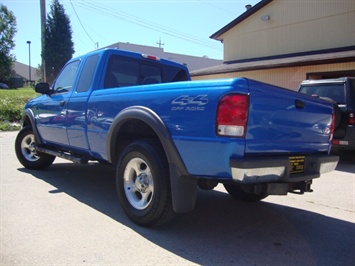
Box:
347, 112, 355, 126
329, 113, 335, 141
142, 54, 160, 61
216, 94, 249, 137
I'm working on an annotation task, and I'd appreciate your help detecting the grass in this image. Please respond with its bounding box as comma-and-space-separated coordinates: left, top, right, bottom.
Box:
0, 87, 39, 131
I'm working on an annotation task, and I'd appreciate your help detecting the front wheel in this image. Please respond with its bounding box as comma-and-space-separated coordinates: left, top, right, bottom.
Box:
116, 139, 175, 226
15, 127, 55, 169
223, 183, 269, 202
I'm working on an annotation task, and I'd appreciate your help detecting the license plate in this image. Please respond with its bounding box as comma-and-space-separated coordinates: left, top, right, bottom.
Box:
289, 156, 305, 174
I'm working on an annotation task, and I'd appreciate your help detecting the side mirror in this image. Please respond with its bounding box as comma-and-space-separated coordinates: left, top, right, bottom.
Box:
35, 83, 51, 95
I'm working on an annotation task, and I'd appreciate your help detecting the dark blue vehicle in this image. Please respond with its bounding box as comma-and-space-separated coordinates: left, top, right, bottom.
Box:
15, 48, 339, 226
298, 77, 355, 154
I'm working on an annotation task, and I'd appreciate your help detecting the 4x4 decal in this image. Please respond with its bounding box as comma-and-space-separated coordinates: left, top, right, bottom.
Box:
171, 95, 208, 111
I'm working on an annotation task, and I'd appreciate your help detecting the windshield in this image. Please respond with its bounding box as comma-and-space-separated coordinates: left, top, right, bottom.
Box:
299, 84, 345, 104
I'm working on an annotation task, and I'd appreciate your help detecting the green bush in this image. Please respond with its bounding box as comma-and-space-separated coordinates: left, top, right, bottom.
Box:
0, 87, 39, 131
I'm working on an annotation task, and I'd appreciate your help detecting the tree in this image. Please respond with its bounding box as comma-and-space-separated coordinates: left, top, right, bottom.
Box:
0, 4, 17, 83
43, 0, 74, 83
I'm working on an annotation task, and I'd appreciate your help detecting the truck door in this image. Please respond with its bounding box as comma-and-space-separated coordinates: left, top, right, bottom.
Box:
66, 54, 100, 150
36, 60, 80, 146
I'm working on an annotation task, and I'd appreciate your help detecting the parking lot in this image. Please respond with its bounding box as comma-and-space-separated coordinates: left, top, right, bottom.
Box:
1, 130, 354, 265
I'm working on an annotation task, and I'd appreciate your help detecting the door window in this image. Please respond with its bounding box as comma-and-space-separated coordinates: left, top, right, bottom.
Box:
77, 54, 100, 92
53, 60, 80, 93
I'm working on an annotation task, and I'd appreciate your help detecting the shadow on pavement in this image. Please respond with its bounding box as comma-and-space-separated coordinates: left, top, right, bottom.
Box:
18, 158, 354, 266
335, 153, 355, 174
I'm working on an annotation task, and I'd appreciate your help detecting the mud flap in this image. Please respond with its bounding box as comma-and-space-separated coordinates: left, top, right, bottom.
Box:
169, 164, 197, 213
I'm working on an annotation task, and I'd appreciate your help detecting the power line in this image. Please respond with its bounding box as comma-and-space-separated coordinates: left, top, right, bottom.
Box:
71, 0, 221, 51
197, 0, 238, 15
69, 0, 99, 50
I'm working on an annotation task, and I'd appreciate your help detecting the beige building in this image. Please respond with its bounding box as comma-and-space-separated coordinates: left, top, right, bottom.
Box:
191, 0, 355, 90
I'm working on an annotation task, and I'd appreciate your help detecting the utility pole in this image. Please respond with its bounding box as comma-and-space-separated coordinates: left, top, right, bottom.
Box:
156, 37, 164, 48
40, 0, 46, 82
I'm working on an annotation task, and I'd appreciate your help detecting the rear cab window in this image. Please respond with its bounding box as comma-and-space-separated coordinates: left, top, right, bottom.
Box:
103, 54, 188, 89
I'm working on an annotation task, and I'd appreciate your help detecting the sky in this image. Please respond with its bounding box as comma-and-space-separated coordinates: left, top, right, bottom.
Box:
3, 0, 260, 68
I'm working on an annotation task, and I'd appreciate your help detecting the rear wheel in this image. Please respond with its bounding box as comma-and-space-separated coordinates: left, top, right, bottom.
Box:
116, 139, 175, 226
223, 183, 268, 202
15, 127, 55, 169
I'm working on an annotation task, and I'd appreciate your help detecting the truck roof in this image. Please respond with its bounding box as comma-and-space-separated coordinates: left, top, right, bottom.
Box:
71, 48, 189, 71
300, 77, 354, 85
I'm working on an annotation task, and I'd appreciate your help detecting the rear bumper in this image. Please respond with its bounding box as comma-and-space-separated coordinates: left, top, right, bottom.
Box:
230, 154, 339, 184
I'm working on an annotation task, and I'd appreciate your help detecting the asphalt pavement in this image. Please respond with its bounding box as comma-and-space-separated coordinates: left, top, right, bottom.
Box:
1, 131, 354, 265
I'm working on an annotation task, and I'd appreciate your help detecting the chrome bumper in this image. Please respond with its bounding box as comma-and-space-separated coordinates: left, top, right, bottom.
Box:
230, 154, 339, 184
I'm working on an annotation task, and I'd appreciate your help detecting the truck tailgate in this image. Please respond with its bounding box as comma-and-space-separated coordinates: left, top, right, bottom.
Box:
245, 79, 333, 155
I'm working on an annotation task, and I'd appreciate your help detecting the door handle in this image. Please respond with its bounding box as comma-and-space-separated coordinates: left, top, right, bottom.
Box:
60, 100, 65, 106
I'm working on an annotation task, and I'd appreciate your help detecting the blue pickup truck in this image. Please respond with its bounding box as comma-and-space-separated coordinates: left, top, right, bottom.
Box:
15, 48, 339, 226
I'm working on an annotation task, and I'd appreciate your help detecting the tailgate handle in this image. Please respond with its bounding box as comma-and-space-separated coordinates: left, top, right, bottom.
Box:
295, 99, 305, 109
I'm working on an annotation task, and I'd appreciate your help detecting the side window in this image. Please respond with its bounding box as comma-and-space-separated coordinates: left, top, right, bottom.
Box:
163, 66, 188, 82
350, 79, 355, 99
76, 54, 100, 92
53, 60, 80, 93
171, 69, 188, 82
299, 86, 317, 95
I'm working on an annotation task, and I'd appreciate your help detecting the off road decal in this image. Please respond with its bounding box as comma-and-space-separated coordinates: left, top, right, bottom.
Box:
171, 95, 208, 111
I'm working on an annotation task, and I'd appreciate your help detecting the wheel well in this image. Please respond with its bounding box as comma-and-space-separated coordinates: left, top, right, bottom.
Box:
22, 116, 32, 128
110, 119, 162, 164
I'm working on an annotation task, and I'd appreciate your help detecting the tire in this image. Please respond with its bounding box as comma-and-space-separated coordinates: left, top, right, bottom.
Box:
116, 139, 175, 226
15, 127, 55, 169
332, 103, 342, 129
319, 97, 342, 129
223, 183, 269, 202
